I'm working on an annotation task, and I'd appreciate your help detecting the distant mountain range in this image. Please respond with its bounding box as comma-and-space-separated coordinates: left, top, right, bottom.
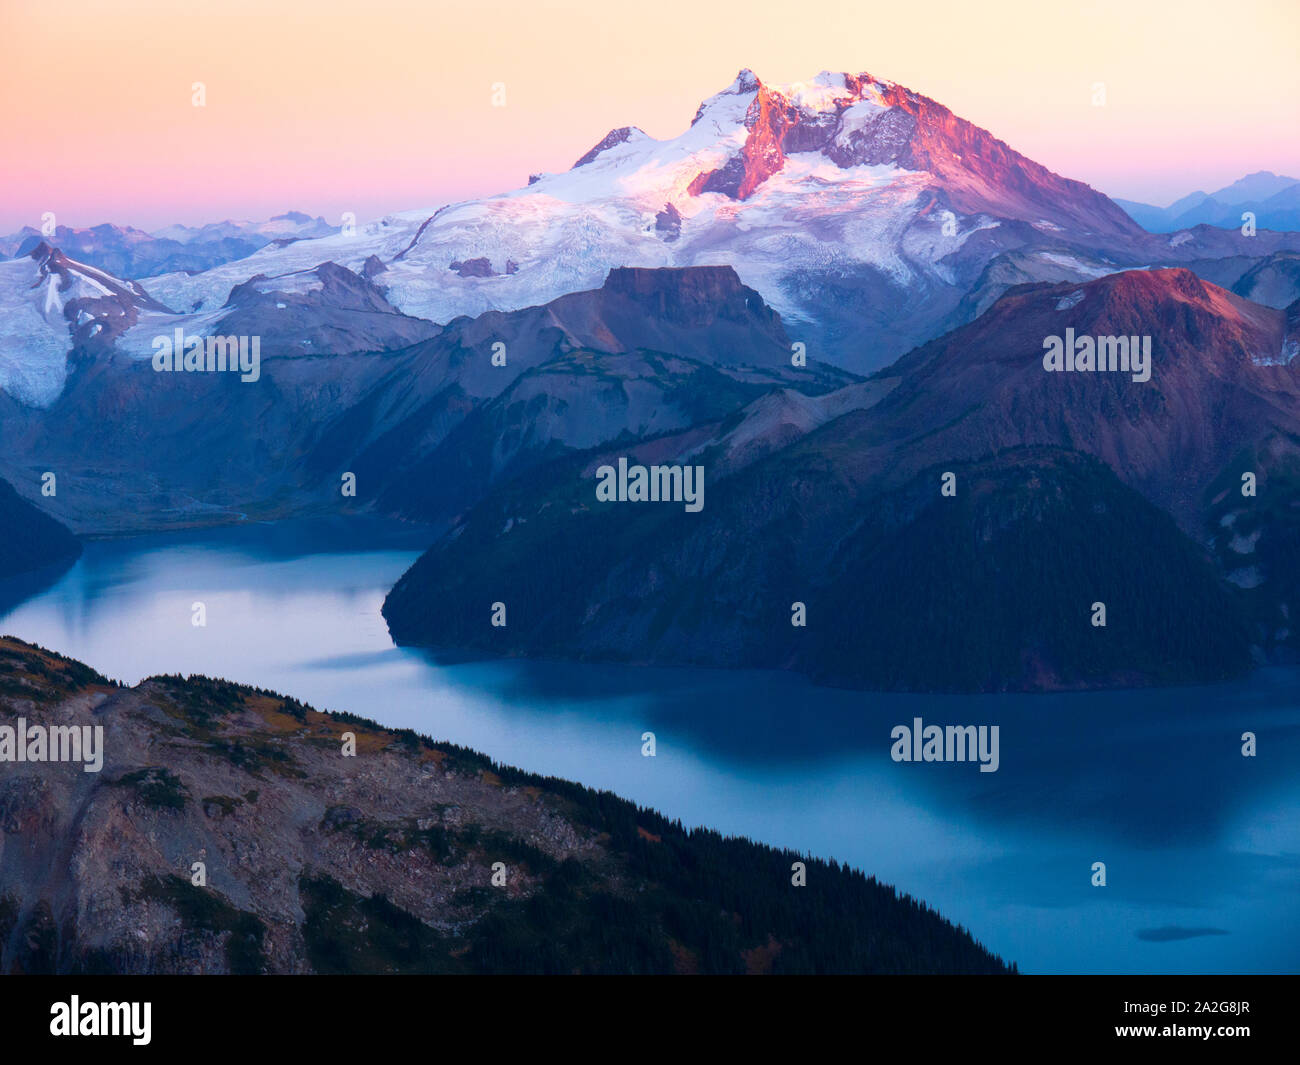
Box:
1115, 171, 1300, 233
0, 212, 339, 281
6, 68, 1299, 410
0, 637, 1009, 974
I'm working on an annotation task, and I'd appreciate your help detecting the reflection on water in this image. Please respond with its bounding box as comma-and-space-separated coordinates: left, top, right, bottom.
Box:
1, 518, 1296, 974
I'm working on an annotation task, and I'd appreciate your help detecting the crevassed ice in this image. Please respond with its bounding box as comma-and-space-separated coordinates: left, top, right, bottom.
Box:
0, 258, 75, 407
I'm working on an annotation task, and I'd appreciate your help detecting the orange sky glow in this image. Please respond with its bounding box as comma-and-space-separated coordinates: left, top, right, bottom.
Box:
2, 0, 1297, 231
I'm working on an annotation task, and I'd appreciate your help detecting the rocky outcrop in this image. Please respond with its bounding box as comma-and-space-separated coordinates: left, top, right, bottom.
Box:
572, 126, 645, 169
654, 203, 682, 241
683, 70, 1141, 242
0, 638, 1008, 974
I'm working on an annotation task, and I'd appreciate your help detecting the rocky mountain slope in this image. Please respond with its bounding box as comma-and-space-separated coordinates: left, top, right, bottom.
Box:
344, 265, 854, 523
0, 265, 845, 533
0, 638, 1008, 974
383, 269, 1299, 690
862, 268, 1299, 527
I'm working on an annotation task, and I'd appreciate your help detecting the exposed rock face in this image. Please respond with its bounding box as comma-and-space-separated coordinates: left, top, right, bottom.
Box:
27, 242, 169, 354
654, 203, 682, 241
450, 257, 497, 278
572, 126, 645, 169
689, 85, 792, 199
0, 639, 1009, 974
599, 266, 784, 335
874, 269, 1299, 527
43, 69, 1295, 388
682, 70, 1140, 242
448, 258, 521, 279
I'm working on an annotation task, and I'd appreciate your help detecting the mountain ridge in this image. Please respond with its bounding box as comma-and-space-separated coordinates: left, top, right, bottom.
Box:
1116, 171, 1300, 233
381, 267, 1299, 690
0, 636, 1009, 974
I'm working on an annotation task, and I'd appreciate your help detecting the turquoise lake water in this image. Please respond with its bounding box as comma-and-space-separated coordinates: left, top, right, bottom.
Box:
1, 517, 1295, 974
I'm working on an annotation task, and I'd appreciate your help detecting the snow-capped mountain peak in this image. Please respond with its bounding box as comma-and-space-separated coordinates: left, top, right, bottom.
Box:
0, 244, 160, 407
126, 67, 1151, 367
0, 64, 1272, 395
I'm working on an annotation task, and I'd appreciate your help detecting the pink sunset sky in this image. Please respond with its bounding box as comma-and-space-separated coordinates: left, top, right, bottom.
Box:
2, 0, 1297, 233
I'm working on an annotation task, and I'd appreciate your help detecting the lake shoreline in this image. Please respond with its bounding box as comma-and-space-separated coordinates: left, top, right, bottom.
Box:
1, 517, 1295, 975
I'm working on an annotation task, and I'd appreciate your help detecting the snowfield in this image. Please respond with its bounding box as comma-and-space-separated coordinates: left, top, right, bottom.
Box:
0, 258, 76, 406
132, 71, 991, 331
